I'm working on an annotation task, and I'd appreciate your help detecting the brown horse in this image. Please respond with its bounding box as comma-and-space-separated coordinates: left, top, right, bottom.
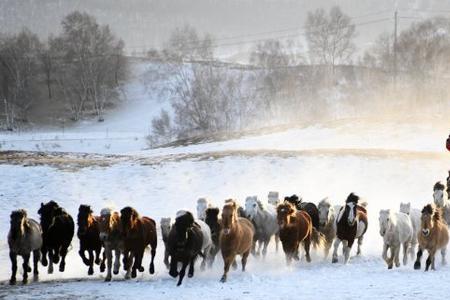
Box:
277, 202, 324, 265
99, 208, 124, 281
120, 206, 157, 279
77, 205, 102, 276
219, 200, 255, 283
332, 193, 368, 264
414, 204, 449, 271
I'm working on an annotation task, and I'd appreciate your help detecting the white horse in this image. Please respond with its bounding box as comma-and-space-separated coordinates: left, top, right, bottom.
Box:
267, 191, 280, 207
399, 202, 420, 259
379, 209, 413, 269
433, 182, 450, 225
196, 198, 211, 221
244, 196, 279, 256
176, 210, 212, 269
317, 198, 336, 259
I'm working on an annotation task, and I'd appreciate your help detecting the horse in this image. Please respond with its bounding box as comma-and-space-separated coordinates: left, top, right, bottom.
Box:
196, 198, 211, 221
268, 191, 280, 207
277, 201, 324, 265
414, 204, 449, 271
379, 209, 413, 269
220, 200, 255, 282
98, 208, 123, 281
399, 202, 420, 259
120, 206, 157, 279
77, 205, 102, 275
160, 217, 172, 269
8, 209, 43, 285
224, 198, 247, 218
284, 194, 320, 230
38, 201, 74, 274
317, 198, 337, 259
244, 196, 279, 257
433, 181, 450, 225
204, 207, 221, 266
168, 211, 204, 286
332, 193, 368, 264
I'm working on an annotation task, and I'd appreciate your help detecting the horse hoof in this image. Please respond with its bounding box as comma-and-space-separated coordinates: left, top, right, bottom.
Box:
131, 270, 137, 278
388, 264, 393, 270
33, 274, 39, 282
22, 278, 28, 285
105, 277, 112, 282
26, 265, 32, 272
42, 258, 48, 266
138, 266, 144, 272
332, 258, 338, 264
95, 258, 101, 265
414, 262, 421, 270
169, 270, 178, 278
9, 279, 16, 285
59, 264, 65, 272
113, 270, 119, 275
88, 269, 94, 276
220, 276, 227, 283
53, 256, 60, 264
177, 281, 182, 286
149, 265, 155, 275
100, 265, 105, 273
188, 273, 193, 278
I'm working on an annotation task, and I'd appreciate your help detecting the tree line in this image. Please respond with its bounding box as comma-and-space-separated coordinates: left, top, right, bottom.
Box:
148, 6, 450, 146
0, 11, 127, 130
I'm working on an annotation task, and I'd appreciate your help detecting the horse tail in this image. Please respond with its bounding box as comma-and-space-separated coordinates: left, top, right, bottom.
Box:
311, 227, 326, 250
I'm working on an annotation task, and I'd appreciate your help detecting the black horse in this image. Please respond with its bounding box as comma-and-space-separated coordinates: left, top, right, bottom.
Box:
205, 207, 221, 267
168, 211, 203, 286
77, 205, 102, 275
38, 201, 74, 273
284, 194, 320, 229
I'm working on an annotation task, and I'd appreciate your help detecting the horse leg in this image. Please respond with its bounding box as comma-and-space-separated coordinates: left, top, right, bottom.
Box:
169, 256, 179, 278
357, 236, 364, 256
220, 256, 233, 283
394, 244, 401, 268
95, 246, 101, 265
105, 247, 113, 281
232, 258, 238, 270
200, 247, 208, 271
124, 252, 133, 279
275, 233, 280, 252
343, 240, 350, 264
131, 252, 139, 278
441, 247, 447, 266
177, 260, 189, 286
188, 256, 197, 278
242, 250, 250, 271
164, 245, 170, 269
409, 238, 417, 261
414, 247, 423, 270
59, 246, 68, 272
100, 248, 106, 272
9, 252, 17, 285
22, 253, 30, 284
332, 238, 341, 263
113, 248, 121, 275
87, 250, 94, 275
425, 250, 436, 271
149, 243, 156, 275
41, 246, 48, 267
47, 249, 54, 274
262, 238, 269, 258
304, 239, 312, 263
382, 242, 388, 263
79, 245, 89, 266
402, 242, 409, 266
33, 249, 40, 279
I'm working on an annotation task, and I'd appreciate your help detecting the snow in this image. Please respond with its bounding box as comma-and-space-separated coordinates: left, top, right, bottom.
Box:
0, 148, 449, 298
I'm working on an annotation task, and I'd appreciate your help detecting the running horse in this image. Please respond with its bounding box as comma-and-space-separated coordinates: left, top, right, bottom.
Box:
77, 205, 102, 275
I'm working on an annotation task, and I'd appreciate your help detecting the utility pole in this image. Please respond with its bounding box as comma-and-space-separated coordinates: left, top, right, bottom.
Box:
393, 10, 398, 88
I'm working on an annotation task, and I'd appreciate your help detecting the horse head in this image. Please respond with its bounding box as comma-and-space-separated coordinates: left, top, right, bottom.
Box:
268, 191, 280, 206
37, 201, 60, 232
99, 207, 114, 242
318, 197, 333, 227
196, 198, 209, 221
284, 194, 302, 210
120, 206, 139, 237
399, 202, 411, 215
244, 196, 260, 219
433, 182, 448, 208
277, 201, 296, 227
174, 211, 195, 249
222, 200, 238, 235
420, 204, 440, 237
344, 193, 359, 226
378, 209, 394, 236
9, 209, 28, 240
160, 217, 172, 241
77, 205, 93, 236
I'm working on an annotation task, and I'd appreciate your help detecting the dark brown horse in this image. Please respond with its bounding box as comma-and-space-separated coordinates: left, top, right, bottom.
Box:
284, 194, 320, 229
120, 206, 157, 279
332, 193, 368, 264
77, 205, 102, 275
205, 207, 221, 267
277, 201, 323, 265
219, 200, 255, 282
414, 204, 449, 271
38, 201, 74, 274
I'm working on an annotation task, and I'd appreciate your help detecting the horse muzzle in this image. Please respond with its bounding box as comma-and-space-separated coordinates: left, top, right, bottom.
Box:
99, 232, 108, 241
379, 230, 385, 237
223, 228, 231, 235
422, 229, 430, 237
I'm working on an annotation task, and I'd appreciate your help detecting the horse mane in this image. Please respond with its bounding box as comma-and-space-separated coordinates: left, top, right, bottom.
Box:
121, 206, 139, 219
434, 181, 446, 191
284, 194, 302, 209
205, 207, 220, 218
422, 204, 441, 221
318, 197, 330, 207
346, 193, 359, 204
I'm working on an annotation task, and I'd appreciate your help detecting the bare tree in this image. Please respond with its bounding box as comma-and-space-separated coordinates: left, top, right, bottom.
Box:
305, 6, 356, 71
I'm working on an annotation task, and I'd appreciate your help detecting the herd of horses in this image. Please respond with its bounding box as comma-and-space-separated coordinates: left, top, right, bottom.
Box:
7, 174, 450, 286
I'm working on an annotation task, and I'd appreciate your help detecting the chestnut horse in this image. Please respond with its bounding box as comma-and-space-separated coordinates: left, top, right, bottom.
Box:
332, 193, 368, 264
38, 201, 74, 274
219, 200, 255, 283
8, 209, 43, 285
99, 208, 124, 281
77, 205, 102, 275
414, 204, 449, 271
120, 207, 157, 279
277, 202, 324, 265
